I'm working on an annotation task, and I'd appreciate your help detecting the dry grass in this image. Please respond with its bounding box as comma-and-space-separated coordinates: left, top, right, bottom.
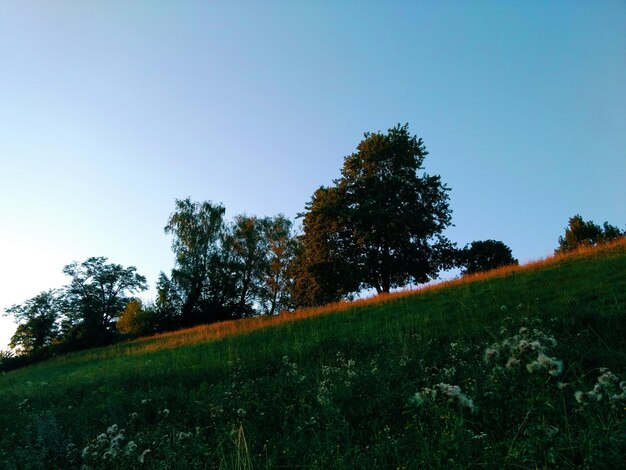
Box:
107, 237, 626, 357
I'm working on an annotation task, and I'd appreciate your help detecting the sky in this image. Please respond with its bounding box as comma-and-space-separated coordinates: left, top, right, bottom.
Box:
1, 1, 624, 350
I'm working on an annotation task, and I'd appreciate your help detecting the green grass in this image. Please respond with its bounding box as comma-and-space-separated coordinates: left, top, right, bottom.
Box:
1, 242, 625, 468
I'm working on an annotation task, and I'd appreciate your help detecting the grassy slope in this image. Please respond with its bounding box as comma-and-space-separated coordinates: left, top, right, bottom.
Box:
1, 241, 625, 468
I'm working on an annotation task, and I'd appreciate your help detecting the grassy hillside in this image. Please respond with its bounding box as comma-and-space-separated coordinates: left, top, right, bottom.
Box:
1, 240, 625, 469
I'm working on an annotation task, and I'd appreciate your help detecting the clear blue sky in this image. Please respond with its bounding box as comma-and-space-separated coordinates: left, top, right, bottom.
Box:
1, 1, 625, 349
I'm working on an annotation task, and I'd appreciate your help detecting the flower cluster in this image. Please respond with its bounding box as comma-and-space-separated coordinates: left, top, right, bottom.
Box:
316, 352, 359, 407
574, 368, 626, 405
81, 423, 135, 462
282, 355, 306, 383
411, 383, 476, 413
484, 323, 562, 377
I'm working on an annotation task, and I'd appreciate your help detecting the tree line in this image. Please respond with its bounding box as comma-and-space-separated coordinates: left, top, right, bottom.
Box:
2, 124, 623, 369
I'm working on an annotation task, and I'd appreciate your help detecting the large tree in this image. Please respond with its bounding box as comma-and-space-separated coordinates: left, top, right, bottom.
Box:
164, 197, 227, 324
4, 289, 61, 355
226, 215, 269, 317
299, 124, 453, 297
459, 240, 518, 275
62, 257, 147, 343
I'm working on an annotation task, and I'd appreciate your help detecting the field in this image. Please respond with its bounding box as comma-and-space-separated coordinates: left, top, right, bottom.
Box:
1, 240, 625, 469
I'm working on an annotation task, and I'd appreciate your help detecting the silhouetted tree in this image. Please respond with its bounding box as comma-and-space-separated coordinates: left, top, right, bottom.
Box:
298, 124, 453, 299
62, 257, 147, 345
460, 240, 518, 275
555, 215, 624, 254
227, 215, 269, 317
4, 290, 61, 355
164, 198, 230, 325
154, 271, 183, 331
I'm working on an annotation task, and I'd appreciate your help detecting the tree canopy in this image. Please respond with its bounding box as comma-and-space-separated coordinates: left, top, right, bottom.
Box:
4, 290, 61, 355
164, 197, 226, 325
62, 256, 148, 344
297, 124, 453, 299
459, 240, 518, 275
556, 215, 624, 254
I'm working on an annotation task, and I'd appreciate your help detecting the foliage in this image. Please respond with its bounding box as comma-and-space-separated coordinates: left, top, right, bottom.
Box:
61, 257, 148, 346
116, 300, 157, 337
459, 239, 518, 275
164, 197, 227, 325
556, 214, 624, 254
3, 290, 61, 355
226, 215, 269, 317
258, 215, 297, 315
298, 123, 453, 299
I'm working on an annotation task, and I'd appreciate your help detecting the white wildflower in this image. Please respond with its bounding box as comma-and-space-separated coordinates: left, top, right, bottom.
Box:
505, 356, 520, 369
574, 390, 585, 403
125, 441, 137, 455
139, 449, 151, 464
484, 348, 498, 363
545, 426, 559, 438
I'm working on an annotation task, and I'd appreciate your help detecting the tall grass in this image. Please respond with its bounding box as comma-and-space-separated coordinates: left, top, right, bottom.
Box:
1, 238, 625, 468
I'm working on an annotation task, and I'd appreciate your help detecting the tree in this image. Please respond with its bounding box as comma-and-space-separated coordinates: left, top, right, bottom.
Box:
62, 257, 147, 344
116, 299, 156, 337
259, 215, 297, 315
4, 290, 61, 355
226, 215, 269, 317
459, 240, 518, 275
298, 124, 453, 298
555, 215, 624, 254
164, 197, 227, 325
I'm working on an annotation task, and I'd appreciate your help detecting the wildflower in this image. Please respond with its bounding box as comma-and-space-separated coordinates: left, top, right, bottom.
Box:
484, 348, 498, 363
574, 391, 585, 403
537, 353, 563, 376
526, 361, 542, 373
139, 449, 151, 464
597, 370, 619, 387
505, 356, 520, 369
96, 433, 108, 446
82, 445, 94, 459
111, 433, 125, 448
545, 426, 559, 438
411, 383, 475, 412
125, 441, 137, 455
